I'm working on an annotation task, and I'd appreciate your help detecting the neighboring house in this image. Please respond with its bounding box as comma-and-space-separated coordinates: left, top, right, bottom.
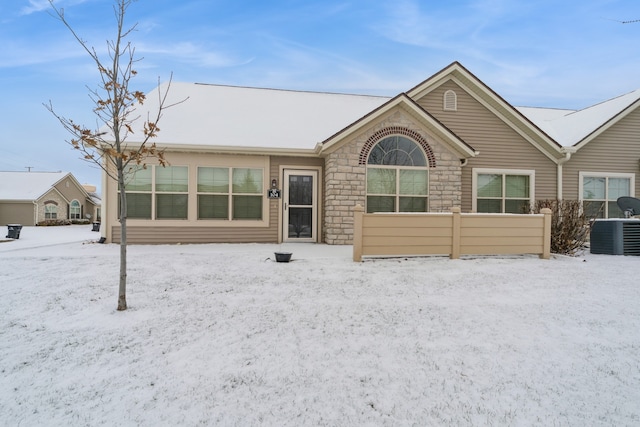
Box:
101, 61, 640, 244
0, 171, 101, 226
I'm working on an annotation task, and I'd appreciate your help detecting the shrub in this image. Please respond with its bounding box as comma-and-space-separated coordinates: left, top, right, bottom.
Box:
37, 219, 72, 226
532, 199, 592, 256
37, 219, 91, 226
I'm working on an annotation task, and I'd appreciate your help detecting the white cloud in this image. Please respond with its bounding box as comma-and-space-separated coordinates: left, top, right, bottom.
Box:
20, 0, 51, 15
137, 41, 250, 69
20, 0, 90, 16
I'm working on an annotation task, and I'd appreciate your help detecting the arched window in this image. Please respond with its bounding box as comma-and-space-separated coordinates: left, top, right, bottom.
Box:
70, 200, 81, 219
45, 202, 58, 219
443, 90, 457, 111
366, 135, 429, 213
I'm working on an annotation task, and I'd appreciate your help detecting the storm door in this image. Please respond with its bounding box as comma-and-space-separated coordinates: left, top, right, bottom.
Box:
283, 169, 318, 242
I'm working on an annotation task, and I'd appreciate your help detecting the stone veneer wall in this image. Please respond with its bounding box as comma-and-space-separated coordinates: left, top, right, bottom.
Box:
323, 110, 463, 245
37, 190, 68, 223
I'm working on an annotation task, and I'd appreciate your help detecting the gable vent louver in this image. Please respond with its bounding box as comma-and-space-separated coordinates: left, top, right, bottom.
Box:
443, 90, 457, 111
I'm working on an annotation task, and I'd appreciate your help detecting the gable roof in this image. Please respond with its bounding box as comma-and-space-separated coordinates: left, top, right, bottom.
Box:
406, 61, 567, 163
118, 62, 638, 160
517, 89, 640, 148
123, 82, 390, 154
320, 93, 478, 158
0, 171, 71, 201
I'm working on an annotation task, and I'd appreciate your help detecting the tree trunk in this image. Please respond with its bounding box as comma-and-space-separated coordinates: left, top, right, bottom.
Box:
117, 167, 127, 311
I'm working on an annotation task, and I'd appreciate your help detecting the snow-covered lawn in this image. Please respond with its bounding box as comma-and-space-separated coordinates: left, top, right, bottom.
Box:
1, 225, 639, 426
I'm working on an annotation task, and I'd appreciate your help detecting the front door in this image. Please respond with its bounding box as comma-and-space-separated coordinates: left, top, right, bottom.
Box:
283, 169, 318, 242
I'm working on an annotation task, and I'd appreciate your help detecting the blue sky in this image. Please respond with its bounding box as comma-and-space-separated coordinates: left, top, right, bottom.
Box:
1, 0, 639, 191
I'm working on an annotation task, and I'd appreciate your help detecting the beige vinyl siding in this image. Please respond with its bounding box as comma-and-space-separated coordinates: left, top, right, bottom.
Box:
106, 152, 274, 244
416, 81, 558, 211
353, 206, 552, 260
562, 108, 640, 200
0, 202, 35, 226
107, 152, 325, 244
53, 177, 94, 219
53, 179, 86, 206
271, 155, 325, 242
110, 225, 276, 244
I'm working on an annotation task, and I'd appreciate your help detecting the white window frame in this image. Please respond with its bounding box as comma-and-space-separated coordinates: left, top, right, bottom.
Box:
197, 166, 265, 221
116, 155, 269, 227
472, 168, 535, 213
155, 165, 189, 220
579, 171, 635, 218
122, 165, 189, 220
366, 165, 429, 213
70, 199, 81, 220
365, 135, 430, 213
45, 203, 58, 219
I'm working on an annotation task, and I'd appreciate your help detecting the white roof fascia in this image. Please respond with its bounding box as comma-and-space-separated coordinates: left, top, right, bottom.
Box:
406, 63, 461, 100
36, 185, 70, 205
320, 95, 477, 158
569, 96, 640, 151
55, 172, 92, 200
407, 63, 565, 163
447, 76, 565, 164
158, 142, 320, 157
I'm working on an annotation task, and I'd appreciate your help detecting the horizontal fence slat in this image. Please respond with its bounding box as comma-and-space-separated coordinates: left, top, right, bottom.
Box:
460, 236, 544, 246
362, 245, 452, 256
363, 236, 454, 246
364, 215, 452, 228
461, 216, 543, 228
461, 227, 542, 237
363, 228, 453, 237
353, 206, 551, 260
460, 245, 545, 255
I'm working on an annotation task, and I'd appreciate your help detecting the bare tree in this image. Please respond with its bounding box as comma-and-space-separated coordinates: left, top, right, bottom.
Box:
45, 0, 182, 310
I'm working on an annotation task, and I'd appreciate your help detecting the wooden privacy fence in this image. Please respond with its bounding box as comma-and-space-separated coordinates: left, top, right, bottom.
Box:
353, 205, 552, 261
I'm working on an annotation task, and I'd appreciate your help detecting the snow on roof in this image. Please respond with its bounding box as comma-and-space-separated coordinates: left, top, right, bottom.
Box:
516, 106, 576, 123
123, 82, 391, 150
119, 80, 640, 151
518, 89, 640, 146
0, 171, 68, 201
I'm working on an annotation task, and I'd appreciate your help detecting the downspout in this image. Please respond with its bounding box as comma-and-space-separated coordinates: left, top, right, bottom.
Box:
33, 200, 38, 226
459, 153, 477, 211
101, 161, 109, 242
557, 151, 572, 200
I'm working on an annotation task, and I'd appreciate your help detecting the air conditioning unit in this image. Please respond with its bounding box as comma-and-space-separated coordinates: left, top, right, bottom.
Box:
590, 219, 640, 256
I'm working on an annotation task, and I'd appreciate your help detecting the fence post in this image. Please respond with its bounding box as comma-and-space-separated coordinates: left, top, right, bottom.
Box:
353, 204, 364, 262
540, 208, 552, 259
451, 207, 461, 259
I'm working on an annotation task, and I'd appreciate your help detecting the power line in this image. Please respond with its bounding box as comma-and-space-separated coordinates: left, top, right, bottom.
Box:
603, 17, 640, 24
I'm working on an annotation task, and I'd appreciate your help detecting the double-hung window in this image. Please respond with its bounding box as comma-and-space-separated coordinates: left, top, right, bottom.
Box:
124, 166, 152, 219
198, 167, 263, 220
123, 165, 188, 219
366, 136, 429, 213
580, 172, 634, 218
474, 169, 534, 213
70, 200, 81, 220
156, 166, 188, 219
45, 203, 58, 219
